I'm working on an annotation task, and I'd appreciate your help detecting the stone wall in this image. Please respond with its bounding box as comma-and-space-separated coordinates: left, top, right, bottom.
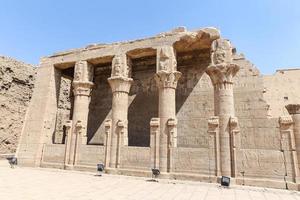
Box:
53, 74, 73, 144
263, 69, 300, 117
0, 56, 36, 154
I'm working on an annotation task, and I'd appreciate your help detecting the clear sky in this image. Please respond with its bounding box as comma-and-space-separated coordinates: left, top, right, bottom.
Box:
0, 0, 299, 74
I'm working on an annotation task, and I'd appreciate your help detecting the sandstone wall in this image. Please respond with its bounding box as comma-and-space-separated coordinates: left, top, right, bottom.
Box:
263, 69, 300, 117
0, 56, 36, 154
53, 75, 73, 144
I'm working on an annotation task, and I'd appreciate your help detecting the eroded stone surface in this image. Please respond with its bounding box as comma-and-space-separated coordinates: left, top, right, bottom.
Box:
0, 56, 36, 154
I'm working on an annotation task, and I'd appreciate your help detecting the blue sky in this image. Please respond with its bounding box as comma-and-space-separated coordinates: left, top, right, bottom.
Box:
0, 0, 299, 74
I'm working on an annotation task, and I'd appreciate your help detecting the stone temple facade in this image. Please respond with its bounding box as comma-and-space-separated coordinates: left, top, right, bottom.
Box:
16, 27, 300, 190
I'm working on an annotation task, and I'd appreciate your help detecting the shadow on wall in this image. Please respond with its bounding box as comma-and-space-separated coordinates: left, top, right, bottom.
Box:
87, 66, 112, 145
128, 49, 211, 147
128, 75, 158, 147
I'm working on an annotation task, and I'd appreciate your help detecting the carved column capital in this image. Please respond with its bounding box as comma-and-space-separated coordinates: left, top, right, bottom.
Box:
229, 116, 239, 132
206, 38, 239, 86
155, 70, 181, 89
73, 60, 94, 96
208, 116, 219, 130
108, 77, 133, 93
150, 118, 160, 129
64, 120, 72, 129
72, 81, 94, 96
286, 104, 300, 115
279, 115, 294, 129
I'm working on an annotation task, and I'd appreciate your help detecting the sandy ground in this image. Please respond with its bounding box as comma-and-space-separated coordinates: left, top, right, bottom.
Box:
0, 160, 300, 200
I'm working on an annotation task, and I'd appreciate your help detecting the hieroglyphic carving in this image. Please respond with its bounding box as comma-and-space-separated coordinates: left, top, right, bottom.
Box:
157, 46, 177, 72
111, 54, 131, 78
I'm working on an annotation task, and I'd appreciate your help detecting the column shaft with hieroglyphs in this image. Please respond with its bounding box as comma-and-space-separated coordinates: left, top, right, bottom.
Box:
206, 39, 239, 177
108, 54, 133, 168
155, 46, 181, 173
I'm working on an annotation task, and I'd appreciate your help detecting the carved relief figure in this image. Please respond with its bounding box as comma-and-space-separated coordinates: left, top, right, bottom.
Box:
157, 46, 177, 72
74, 61, 94, 82
211, 39, 233, 66
112, 54, 131, 78
74, 61, 84, 81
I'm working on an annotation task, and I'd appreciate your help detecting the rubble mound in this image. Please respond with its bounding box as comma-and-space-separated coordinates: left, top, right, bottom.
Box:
0, 56, 36, 154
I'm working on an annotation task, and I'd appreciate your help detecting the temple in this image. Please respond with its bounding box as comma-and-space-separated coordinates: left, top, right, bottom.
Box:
16, 27, 300, 190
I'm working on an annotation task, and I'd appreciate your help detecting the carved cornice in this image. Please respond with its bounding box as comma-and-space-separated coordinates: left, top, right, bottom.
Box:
206, 38, 239, 86
108, 76, 133, 93
286, 104, 300, 115
156, 46, 177, 72
155, 70, 181, 89
73, 81, 94, 96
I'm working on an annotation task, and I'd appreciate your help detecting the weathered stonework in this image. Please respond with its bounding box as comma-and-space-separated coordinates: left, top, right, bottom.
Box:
0, 56, 36, 154
12, 27, 300, 190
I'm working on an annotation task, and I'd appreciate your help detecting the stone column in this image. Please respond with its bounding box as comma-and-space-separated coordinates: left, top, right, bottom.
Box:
67, 60, 94, 166
279, 115, 299, 183
229, 117, 240, 177
155, 46, 181, 173
72, 60, 94, 145
206, 39, 239, 177
64, 120, 72, 168
108, 54, 133, 168
286, 104, 300, 182
104, 119, 112, 167
167, 118, 177, 172
208, 116, 221, 176
150, 118, 160, 169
